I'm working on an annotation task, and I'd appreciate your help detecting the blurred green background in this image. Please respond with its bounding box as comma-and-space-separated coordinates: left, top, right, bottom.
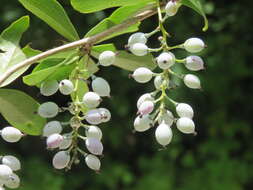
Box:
1, 0, 253, 189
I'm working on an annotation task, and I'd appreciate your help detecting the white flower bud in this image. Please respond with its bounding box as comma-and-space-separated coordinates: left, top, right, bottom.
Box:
40, 80, 59, 96
184, 38, 205, 53
176, 103, 194, 118
59, 79, 74, 95
43, 121, 62, 137
86, 126, 102, 140
85, 154, 101, 171
128, 32, 147, 46
132, 67, 153, 83
99, 51, 116, 66
154, 76, 163, 89
0, 186, 4, 190
155, 123, 173, 146
130, 43, 148, 56
176, 117, 195, 134
1, 127, 22, 143
138, 101, 154, 115
134, 115, 152, 132
137, 93, 154, 108
185, 56, 204, 71
59, 134, 72, 150
92, 77, 110, 97
158, 110, 174, 126
85, 138, 103, 155
0, 165, 13, 180
46, 134, 64, 149
183, 74, 201, 89
1, 156, 21, 171
4, 173, 20, 189
52, 151, 70, 169
38, 102, 59, 118
165, 1, 180, 16
83, 92, 101, 108
85, 109, 103, 125
156, 52, 175, 70
98, 108, 111, 123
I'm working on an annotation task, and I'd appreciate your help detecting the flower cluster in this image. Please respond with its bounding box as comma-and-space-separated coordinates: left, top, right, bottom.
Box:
38, 69, 112, 171
0, 0, 208, 182
0, 127, 22, 189
127, 0, 205, 146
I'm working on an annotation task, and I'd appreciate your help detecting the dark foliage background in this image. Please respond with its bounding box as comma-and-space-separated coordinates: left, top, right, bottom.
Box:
1, 0, 253, 189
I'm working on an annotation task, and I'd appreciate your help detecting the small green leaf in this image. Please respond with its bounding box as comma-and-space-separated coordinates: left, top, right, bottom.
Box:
0, 89, 46, 135
92, 44, 116, 54
23, 56, 78, 86
19, 0, 79, 41
114, 51, 156, 71
1, 16, 30, 45
181, 0, 208, 31
0, 16, 30, 87
92, 50, 156, 71
22, 45, 41, 58
71, 0, 155, 13
85, 3, 153, 42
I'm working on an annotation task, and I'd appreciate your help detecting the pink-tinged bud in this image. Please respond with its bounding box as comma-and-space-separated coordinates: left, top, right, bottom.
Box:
185, 56, 204, 71
85, 109, 103, 125
85, 138, 103, 155
52, 151, 70, 169
138, 101, 154, 115
47, 134, 64, 149
85, 154, 101, 171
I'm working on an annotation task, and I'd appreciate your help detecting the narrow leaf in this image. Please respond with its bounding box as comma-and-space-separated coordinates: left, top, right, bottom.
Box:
91, 50, 156, 71
1, 16, 29, 45
113, 51, 156, 71
91, 44, 116, 55
0, 16, 30, 87
19, 0, 79, 41
85, 3, 153, 42
23, 56, 78, 86
0, 89, 46, 135
71, 0, 155, 13
22, 45, 41, 58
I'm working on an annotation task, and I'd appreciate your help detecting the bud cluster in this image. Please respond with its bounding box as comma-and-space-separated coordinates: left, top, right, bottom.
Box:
0, 0, 208, 183
127, 0, 206, 147
37, 65, 113, 171
0, 127, 22, 189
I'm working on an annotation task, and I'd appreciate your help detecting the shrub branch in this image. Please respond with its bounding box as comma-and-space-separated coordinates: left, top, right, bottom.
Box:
0, 5, 158, 86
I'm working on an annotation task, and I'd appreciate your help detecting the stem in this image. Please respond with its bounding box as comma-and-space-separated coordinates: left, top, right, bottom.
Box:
169, 70, 184, 79
156, 0, 168, 47
0, 5, 159, 86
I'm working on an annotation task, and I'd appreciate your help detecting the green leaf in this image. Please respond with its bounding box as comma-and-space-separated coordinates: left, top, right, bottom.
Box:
114, 51, 156, 71
0, 16, 30, 87
23, 56, 78, 86
0, 89, 46, 135
181, 0, 208, 31
92, 44, 116, 53
92, 50, 156, 71
1, 16, 30, 45
22, 45, 41, 58
71, 0, 155, 13
19, 0, 79, 41
85, 3, 153, 42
